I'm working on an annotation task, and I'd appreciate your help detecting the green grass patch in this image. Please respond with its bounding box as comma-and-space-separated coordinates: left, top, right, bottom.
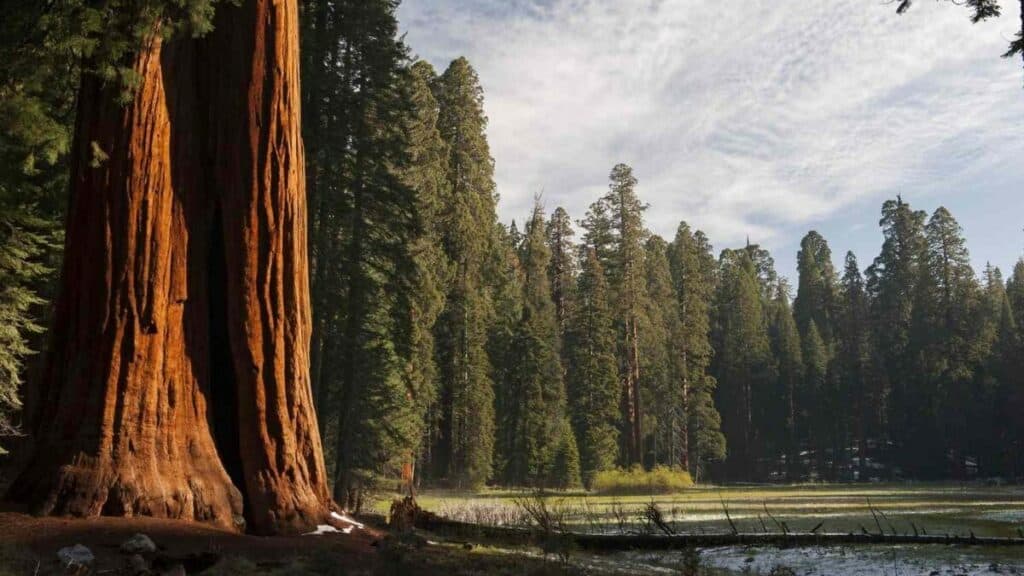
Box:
591, 465, 694, 495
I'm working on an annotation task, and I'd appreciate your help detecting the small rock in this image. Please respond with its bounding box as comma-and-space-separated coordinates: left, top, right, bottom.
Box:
121, 533, 158, 554
126, 553, 149, 575
57, 544, 94, 567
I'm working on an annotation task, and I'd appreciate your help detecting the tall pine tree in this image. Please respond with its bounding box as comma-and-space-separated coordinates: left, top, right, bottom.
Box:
768, 284, 803, 480
918, 207, 978, 478
867, 196, 927, 477
1006, 259, 1024, 339
498, 204, 575, 486
641, 235, 682, 468
836, 252, 874, 481
566, 248, 621, 486
429, 58, 501, 487
713, 249, 774, 480
546, 206, 577, 336
668, 223, 726, 480
583, 164, 649, 466
794, 231, 842, 478
299, 0, 426, 508
396, 60, 454, 490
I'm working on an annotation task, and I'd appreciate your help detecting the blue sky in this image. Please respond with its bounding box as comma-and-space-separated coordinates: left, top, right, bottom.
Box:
397, 0, 1024, 282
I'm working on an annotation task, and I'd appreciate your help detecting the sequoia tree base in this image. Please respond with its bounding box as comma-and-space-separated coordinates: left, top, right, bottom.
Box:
7, 0, 331, 537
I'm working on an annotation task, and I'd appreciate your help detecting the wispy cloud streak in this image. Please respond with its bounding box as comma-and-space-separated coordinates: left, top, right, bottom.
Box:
398, 0, 1024, 273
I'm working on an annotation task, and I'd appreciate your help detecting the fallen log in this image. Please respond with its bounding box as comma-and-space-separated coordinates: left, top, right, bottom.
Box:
414, 516, 1024, 551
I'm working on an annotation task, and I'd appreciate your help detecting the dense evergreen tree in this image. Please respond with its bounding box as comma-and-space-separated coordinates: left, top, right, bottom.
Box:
430, 58, 500, 487
1007, 260, 1024, 336
566, 248, 621, 486
801, 320, 829, 477
768, 285, 803, 480
579, 197, 616, 267
793, 231, 844, 478
299, 0, 437, 508
497, 204, 573, 486
641, 236, 683, 468
490, 223, 524, 486
668, 224, 726, 480
397, 60, 454, 491
583, 163, 649, 466
919, 207, 979, 478
974, 265, 1018, 475
0, 0, 77, 452
794, 232, 838, 346
546, 206, 577, 335
836, 252, 874, 480
713, 248, 775, 480
867, 197, 928, 475
0, 216, 52, 451
743, 242, 781, 301
549, 422, 583, 488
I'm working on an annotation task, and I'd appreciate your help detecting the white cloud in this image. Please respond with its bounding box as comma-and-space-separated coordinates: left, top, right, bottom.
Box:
398, 0, 1024, 265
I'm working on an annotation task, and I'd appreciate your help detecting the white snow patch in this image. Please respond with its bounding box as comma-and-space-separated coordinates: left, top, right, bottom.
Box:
304, 525, 342, 536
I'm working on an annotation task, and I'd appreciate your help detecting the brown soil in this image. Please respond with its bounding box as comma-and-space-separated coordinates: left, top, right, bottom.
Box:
0, 512, 382, 574
0, 512, 585, 576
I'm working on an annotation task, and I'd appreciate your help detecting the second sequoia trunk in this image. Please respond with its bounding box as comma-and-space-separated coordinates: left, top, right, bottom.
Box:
8, 0, 330, 536
201, 0, 329, 535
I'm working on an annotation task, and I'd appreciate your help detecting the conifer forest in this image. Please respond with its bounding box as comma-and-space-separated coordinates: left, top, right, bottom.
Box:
1, 0, 1023, 574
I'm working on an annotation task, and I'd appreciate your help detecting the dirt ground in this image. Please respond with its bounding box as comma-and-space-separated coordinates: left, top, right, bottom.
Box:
0, 511, 378, 573
0, 511, 583, 576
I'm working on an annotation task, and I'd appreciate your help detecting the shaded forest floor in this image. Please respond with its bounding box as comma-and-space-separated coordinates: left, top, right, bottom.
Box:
0, 512, 610, 576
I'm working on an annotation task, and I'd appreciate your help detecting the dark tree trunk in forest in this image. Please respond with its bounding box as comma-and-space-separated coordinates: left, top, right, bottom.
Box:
621, 315, 642, 466
631, 318, 642, 466
8, 0, 330, 536
303, 0, 332, 433
679, 379, 689, 471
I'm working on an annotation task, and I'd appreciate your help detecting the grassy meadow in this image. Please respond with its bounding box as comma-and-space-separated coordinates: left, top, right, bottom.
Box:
375, 483, 1024, 539
367, 483, 1024, 574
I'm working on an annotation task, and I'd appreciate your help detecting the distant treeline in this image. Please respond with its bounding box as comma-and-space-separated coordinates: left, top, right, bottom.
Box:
2, 1, 1021, 504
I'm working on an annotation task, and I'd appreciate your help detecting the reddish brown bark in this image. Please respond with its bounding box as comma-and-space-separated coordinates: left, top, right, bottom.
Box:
9, 0, 330, 536
202, 0, 329, 535
9, 35, 244, 529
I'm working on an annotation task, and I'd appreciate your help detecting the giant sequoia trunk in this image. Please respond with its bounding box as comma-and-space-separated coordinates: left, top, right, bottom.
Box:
201, 0, 330, 535
8, 0, 330, 536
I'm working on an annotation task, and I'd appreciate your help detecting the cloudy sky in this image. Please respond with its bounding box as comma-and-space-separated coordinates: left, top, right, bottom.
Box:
396, 0, 1024, 280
